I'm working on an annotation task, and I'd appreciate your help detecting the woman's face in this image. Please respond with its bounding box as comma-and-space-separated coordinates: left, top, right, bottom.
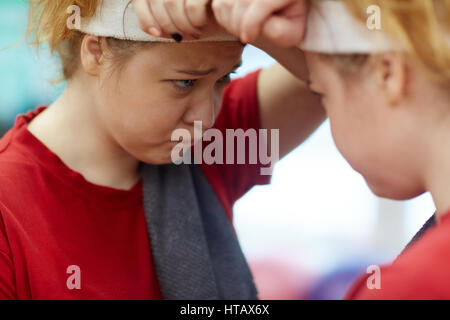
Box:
304, 52, 426, 200
95, 41, 243, 165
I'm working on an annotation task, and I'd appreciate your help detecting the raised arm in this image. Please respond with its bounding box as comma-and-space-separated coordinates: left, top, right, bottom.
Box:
257, 61, 325, 159
212, 0, 325, 158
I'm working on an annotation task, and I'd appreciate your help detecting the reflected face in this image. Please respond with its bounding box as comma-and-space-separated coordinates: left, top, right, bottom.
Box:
304, 52, 425, 200
96, 41, 244, 164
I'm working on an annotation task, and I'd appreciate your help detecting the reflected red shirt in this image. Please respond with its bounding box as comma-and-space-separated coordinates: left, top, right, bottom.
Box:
345, 211, 450, 300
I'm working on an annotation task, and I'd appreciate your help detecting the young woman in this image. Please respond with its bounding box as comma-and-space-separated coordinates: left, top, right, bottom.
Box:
215, 0, 450, 299
0, 0, 324, 299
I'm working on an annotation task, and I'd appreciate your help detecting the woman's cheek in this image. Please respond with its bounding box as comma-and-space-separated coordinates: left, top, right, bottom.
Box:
329, 112, 363, 169
329, 115, 349, 155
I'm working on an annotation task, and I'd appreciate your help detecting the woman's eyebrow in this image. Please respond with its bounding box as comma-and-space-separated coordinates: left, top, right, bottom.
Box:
174, 61, 242, 77
175, 67, 218, 76
232, 61, 243, 71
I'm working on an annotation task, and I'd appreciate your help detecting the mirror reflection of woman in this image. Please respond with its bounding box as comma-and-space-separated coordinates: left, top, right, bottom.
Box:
214, 0, 450, 299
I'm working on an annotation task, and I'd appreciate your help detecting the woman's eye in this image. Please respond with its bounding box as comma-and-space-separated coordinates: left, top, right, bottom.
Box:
312, 91, 324, 99
217, 72, 235, 85
171, 72, 236, 92
172, 79, 197, 91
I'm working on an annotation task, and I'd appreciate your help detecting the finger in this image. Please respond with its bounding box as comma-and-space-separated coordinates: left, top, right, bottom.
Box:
262, 16, 306, 47
230, 0, 248, 37
149, 0, 182, 36
163, 0, 202, 36
261, 0, 308, 46
211, 0, 234, 34
133, 0, 162, 37
241, 0, 293, 43
185, 0, 210, 28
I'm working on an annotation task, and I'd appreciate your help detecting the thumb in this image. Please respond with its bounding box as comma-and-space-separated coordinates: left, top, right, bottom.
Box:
262, 16, 306, 47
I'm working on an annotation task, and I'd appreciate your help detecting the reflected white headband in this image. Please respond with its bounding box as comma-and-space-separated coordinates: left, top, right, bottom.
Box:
300, 0, 450, 53
300, 0, 393, 53
76, 0, 237, 42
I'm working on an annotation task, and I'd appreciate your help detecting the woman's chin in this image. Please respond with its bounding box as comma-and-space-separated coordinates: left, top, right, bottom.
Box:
366, 179, 426, 201
133, 150, 175, 166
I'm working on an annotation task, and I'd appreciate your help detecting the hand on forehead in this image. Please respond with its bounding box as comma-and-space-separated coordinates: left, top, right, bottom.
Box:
132, 0, 235, 42
212, 0, 308, 47
133, 0, 308, 47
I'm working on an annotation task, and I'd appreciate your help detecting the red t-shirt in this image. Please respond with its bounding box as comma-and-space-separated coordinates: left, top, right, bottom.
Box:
0, 70, 270, 300
345, 211, 450, 299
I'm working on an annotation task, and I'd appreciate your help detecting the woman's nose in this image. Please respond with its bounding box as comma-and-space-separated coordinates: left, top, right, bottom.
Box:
184, 96, 217, 130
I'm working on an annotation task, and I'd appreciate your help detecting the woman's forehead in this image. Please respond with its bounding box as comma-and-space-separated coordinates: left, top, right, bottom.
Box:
132, 41, 243, 76
154, 41, 244, 64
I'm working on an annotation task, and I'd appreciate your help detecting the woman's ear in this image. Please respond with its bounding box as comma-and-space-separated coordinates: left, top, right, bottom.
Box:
80, 35, 105, 76
374, 52, 408, 106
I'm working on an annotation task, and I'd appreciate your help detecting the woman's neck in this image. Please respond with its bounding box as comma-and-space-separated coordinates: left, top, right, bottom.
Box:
27, 78, 141, 191
423, 112, 450, 221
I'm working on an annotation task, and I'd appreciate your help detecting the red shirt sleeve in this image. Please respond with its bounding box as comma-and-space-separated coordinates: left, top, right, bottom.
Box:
0, 209, 16, 300
200, 70, 272, 221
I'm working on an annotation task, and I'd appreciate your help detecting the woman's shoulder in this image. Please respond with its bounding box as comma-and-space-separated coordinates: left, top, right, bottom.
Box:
0, 125, 42, 172
0, 113, 51, 205
346, 215, 450, 299
0, 117, 49, 300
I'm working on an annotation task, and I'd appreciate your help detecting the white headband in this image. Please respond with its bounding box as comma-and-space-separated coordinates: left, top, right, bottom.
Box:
76, 0, 238, 42
300, 0, 394, 53
300, 0, 450, 54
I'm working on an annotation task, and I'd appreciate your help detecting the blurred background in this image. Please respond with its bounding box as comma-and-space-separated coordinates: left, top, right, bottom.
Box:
0, 0, 436, 299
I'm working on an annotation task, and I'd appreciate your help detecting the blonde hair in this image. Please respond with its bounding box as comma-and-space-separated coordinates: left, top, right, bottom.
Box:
27, 0, 145, 80
321, 0, 450, 84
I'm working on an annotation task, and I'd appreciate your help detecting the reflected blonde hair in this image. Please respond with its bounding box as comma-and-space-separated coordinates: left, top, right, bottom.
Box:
320, 0, 450, 85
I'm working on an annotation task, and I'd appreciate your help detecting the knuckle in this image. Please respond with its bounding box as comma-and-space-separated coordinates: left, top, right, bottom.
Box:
211, 0, 221, 11
212, 0, 232, 11
187, 14, 207, 27
185, 0, 197, 13
259, 0, 272, 10
190, 19, 206, 28
163, 0, 176, 9
271, 25, 283, 37
138, 21, 151, 30
223, 0, 233, 9
268, 27, 283, 40
159, 21, 175, 31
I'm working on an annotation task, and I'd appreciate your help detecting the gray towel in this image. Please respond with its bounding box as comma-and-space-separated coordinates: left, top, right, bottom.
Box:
141, 163, 258, 300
